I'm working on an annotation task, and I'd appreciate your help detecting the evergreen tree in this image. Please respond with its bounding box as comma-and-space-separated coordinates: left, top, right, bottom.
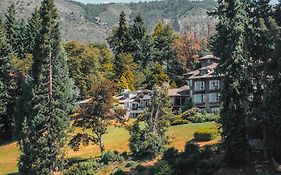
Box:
107, 11, 132, 55
4, 3, 18, 54
274, 0, 281, 25
129, 15, 148, 65
212, 0, 250, 165
249, 0, 272, 26
152, 22, 181, 85
264, 18, 281, 162
18, 0, 76, 174
25, 8, 41, 54
0, 21, 14, 142
16, 19, 28, 59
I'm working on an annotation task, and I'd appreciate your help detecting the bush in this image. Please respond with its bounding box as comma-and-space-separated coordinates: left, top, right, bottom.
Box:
64, 159, 99, 175
162, 147, 178, 165
129, 123, 165, 159
184, 142, 200, 155
100, 151, 123, 165
184, 109, 220, 123
194, 127, 219, 142
182, 108, 199, 120
113, 169, 126, 175
150, 160, 174, 175
170, 115, 189, 126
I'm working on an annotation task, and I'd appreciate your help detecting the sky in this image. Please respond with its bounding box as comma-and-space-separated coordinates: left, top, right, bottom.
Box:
75, 0, 279, 4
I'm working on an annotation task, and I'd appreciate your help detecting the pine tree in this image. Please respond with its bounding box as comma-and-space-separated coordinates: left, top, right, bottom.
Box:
107, 11, 132, 55
129, 15, 148, 65
16, 19, 28, 59
4, 3, 18, 54
0, 21, 14, 141
25, 8, 41, 54
274, 0, 281, 25
264, 18, 281, 162
212, 0, 250, 165
18, 0, 76, 174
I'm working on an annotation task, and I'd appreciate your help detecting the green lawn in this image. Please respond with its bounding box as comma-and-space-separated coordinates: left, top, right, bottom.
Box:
0, 122, 218, 175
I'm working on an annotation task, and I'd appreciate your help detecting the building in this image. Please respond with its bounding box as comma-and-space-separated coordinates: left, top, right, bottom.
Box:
168, 85, 190, 111
115, 89, 152, 118
187, 55, 222, 113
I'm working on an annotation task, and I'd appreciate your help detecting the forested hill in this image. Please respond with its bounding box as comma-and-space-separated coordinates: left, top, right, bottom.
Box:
0, 0, 217, 43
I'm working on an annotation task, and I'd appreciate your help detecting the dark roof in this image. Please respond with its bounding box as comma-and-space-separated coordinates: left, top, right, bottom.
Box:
188, 63, 222, 80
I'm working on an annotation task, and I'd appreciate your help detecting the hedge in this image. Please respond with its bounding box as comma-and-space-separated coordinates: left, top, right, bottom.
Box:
193, 127, 219, 142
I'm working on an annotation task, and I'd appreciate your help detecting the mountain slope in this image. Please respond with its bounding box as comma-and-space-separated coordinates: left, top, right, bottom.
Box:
0, 0, 217, 43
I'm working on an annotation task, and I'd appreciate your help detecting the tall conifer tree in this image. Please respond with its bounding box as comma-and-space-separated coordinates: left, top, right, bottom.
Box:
108, 11, 132, 55
0, 20, 14, 141
25, 8, 41, 54
212, 0, 250, 165
18, 0, 76, 174
4, 3, 18, 54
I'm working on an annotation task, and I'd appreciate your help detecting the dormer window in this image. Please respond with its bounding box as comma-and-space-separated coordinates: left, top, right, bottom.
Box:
200, 69, 208, 75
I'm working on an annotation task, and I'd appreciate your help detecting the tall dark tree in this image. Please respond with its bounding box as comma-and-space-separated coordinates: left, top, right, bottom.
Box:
4, 3, 18, 54
129, 15, 148, 65
107, 11, 132, 55
264, 18, 281, 162
212, 0, 250, 165
16, 19, 28, 59
0, 21, 14, 142
274, 0, 281, 25
25, 8, 41, 54
18, 0, 76, 174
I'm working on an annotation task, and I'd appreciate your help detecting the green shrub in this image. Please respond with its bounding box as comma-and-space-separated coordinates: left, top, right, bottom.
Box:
184, 142, 200, 155
100, 151, 123, 165
162, 147, 178, 165
184, 109, 220, 123
170, 115, 189, 126
194, 127, 219, 142
64, 159, 99, 175
150, 160, 174, 175
113, 169, 126, 175
129, 123, 165, 159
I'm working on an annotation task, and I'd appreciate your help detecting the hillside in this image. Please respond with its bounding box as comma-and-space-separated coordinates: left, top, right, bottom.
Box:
0, 0, 217, 43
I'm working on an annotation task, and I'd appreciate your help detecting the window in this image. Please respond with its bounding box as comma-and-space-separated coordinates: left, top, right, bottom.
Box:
209, 80, 220, 90
194, 94, 205, 104
209, 93, 220, 103
194, 81, 205, 91
211, 107, 220, 114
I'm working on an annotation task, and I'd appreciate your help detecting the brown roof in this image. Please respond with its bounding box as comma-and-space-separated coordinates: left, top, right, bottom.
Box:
168, 85, 190, 97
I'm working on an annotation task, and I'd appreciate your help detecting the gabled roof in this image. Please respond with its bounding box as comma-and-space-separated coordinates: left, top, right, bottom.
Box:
188, 63, 220, 80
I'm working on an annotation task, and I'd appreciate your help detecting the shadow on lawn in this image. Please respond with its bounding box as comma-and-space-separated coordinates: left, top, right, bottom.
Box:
6, 173, 18, 175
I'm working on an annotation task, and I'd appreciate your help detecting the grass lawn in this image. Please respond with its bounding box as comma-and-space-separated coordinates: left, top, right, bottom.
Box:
0, 122, 219, 175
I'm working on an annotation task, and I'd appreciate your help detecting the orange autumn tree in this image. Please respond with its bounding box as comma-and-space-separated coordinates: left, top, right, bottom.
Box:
173, 32, 206, 70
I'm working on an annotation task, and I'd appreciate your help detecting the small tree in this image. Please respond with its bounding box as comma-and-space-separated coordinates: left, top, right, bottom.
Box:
70, 81, 122, 153
129, 84, 173, 158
